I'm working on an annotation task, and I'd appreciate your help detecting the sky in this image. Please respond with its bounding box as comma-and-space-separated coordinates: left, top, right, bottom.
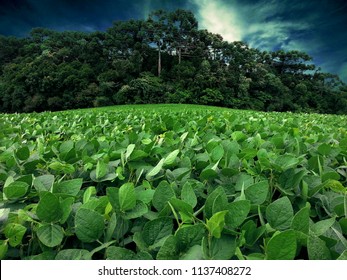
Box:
0, 0, 346, 82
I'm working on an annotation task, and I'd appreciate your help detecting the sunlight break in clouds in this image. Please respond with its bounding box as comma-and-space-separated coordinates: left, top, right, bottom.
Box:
191, 0, 243, 42
191, 0, 311, 49
338, 63, 347, 83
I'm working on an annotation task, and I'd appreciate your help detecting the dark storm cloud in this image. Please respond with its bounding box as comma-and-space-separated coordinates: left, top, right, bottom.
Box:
0, 0, 195, 36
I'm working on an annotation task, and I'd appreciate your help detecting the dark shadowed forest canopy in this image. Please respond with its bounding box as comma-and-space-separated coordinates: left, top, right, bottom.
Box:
0, 9, 346, 114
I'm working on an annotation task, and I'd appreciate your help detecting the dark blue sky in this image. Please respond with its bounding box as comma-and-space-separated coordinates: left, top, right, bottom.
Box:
1, 0, 346, 82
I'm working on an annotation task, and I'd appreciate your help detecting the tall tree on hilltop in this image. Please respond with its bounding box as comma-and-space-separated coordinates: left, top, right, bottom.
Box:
145, 10, 172, 76
169, 9, 198, 64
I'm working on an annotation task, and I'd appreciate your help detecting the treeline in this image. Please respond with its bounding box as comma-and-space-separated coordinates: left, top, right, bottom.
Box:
0, 9, 346, 114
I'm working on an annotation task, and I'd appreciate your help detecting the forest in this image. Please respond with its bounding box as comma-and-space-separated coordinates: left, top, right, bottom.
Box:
0, 9, 346, 114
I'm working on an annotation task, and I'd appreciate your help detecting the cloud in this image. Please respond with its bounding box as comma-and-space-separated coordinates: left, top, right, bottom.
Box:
190, 0, 243, 42
191, 0, 311, 47
191, 0, 346, 82
0, 0, 146, 36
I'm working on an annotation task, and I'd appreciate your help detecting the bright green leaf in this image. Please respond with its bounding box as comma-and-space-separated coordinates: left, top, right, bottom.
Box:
245, 181, 269, 205
4, 223, 26, 247
266, 230, 297, 260
206, 210, 228, 238
146, 158, 165, 179
75, 208, 104, 243
225, 200, 251, 228
53, 178, 82, 197
36, 224, 64, 248
142, 217, 173, 246
4, 181, 29, 200
119, 183, 136, 212
266, 196, 293, 230
36, 192, 63, 223
164, 149, 179, 166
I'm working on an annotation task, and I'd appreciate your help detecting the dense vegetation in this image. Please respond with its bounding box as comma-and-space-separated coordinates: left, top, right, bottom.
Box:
1, 104, 347, 260
1, 9, 346, 114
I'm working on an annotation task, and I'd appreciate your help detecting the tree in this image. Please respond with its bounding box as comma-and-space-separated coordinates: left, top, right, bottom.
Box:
145, 10, 171, 76
0, 9, 345, 114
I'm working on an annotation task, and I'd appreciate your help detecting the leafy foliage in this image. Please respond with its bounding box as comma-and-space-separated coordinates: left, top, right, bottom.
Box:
0, 10, 346, 114
0, 104, 347, 260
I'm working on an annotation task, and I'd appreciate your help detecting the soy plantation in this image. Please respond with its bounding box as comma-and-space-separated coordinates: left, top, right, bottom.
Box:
1, 104, 347, 260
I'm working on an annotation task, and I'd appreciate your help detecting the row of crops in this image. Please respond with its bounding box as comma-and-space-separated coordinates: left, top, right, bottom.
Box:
0, 104, 347, 259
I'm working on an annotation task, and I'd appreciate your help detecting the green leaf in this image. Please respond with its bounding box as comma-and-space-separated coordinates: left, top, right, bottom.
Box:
291, 204, 310, 234
176, 224, 206, 252
311, 217, 336, 236
60, 197, 74, 224
169, 198, 193, 215
318, 143, 331, 156
337, 250, 347, 260
25, 251, 56, 260
0, 240, 8, 260
123, 201, 148, 220
308, 179, 346, 197
125, 144, 135, 161
129, 150, 148, 161
105, 213, 117, 242
179, 245, 203, 260
55, 249, 91, 260
203, 234, 236, 260
225, 200, 251, 228
278, 169, 306, 194
322, 171, 340, 182
146, 158, 165, 179
106, 246, 135, 260
114, 216, 130, 241
135, 188, 154, 204
181, 182, 197, 208
83, 186, 96, 203
59, 140, 74, 155
36, 224, 64, 247
245, 181, 269, 205
106, 187, 120, 212
33, 175, 54, 192
257, 149, 272, 170
132, 251, 151, 260
49, 161, 75, 174
119, 182, 136, 212
308, 155, 324, 174
211, 145, 224, 162
152, 181, 175, 211
308, 235, 331, 260
273, 154, 299, 171
266, 196, 293, 230
266, 230, 297, 260
142, 217, 173, 246
164, 149, 180, 166
96, 160, 108, 179
157, 235, 179, 260
4, 181, 29, 200
75, 208, 104, 243
4, 223, 26, 247
326, 179, 346, 194
16, 146, 30, 161
204, 186, 227, 219
206, 210, 228, 238
90, 169, 117, 182
36, 192, 63, 223
53, 178, 82, 197
200, 168, 218, 181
